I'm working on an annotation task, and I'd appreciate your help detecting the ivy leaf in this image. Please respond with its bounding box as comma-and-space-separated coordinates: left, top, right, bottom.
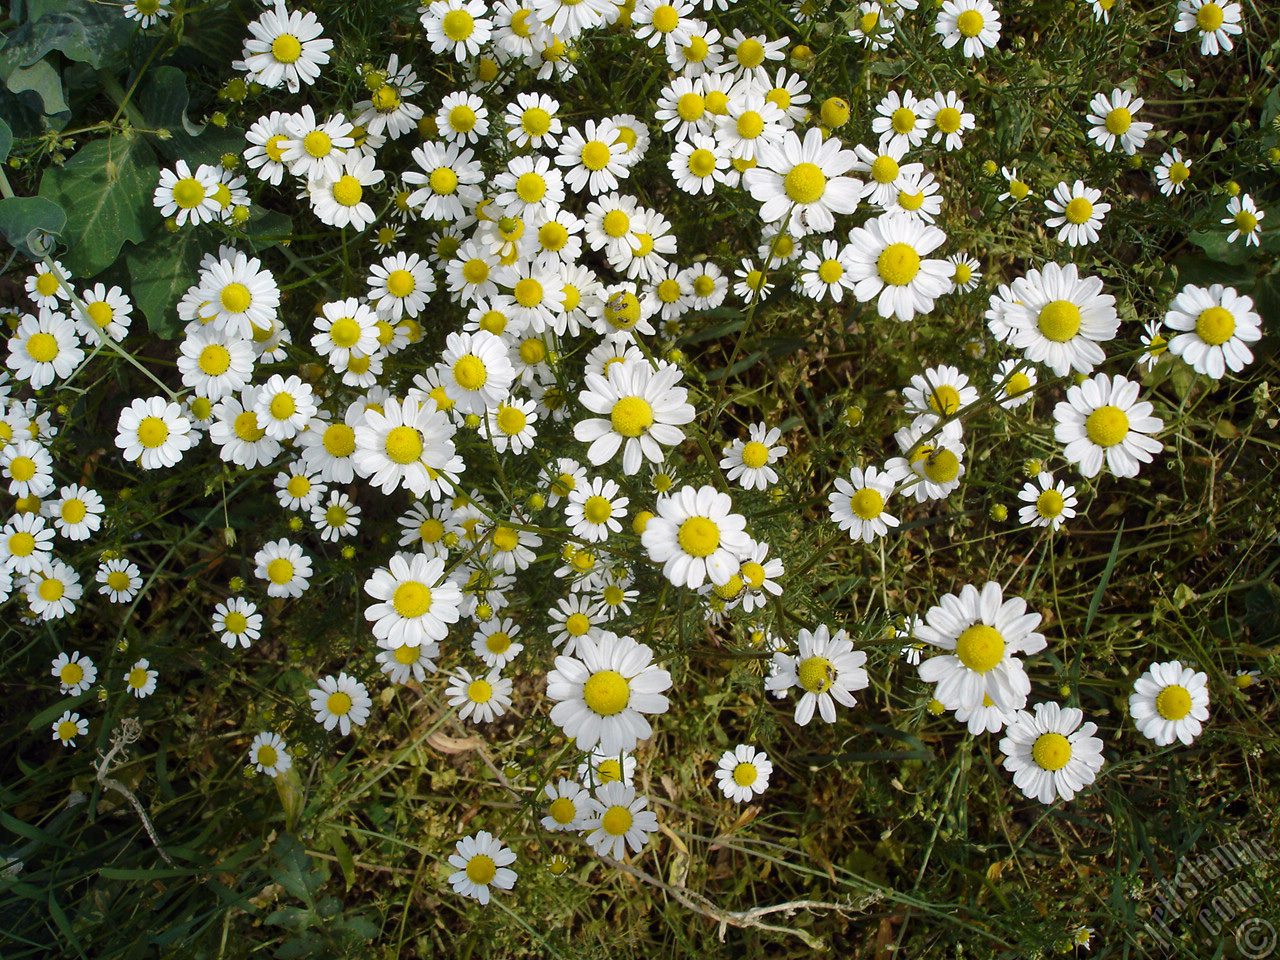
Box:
125, 227, 207, 339
5, 59, 67, 116
0, 117, 12, 161
0, 195, 67, 259
38, 134, 160, 277
136, 66, 245, 166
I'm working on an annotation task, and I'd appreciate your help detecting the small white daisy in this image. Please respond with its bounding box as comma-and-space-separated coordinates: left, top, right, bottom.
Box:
1044, 180, 1110, 247
1163, 283, 1262, 380
1017, 472, 1078, 531
999, 702, 1105, 804
213, 596, 262, 649
447, 831, 516, 905
714, 744, 773, 802
1053, 373, 1164, 479
828, 465, 899, 543
124, 658, 158, 699
719, 423, 786, 491
1130, 661, 1210, 746
51, 650, 97, 695
249, 732, 292, 778
309, 672, 371, 735
96, 557, 142, 603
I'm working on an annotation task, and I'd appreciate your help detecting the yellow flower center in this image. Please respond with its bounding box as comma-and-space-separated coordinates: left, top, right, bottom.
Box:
1085, 405, 1130, 447
61, 662, 84, 685
87, 301, 114, 328
449, 105, 477, 132
381, 425, 422, 465
269, 392, 296, 421
256, 744, 278, 767
1168, 162, 1190, 184
234, 411, 266, 442
953, 263, 972, 285
891, 107, 916, 134
736, 112, 765, 140
331, 175, 362, 206
1195, 306, 1235, 345
453, 354, 487, 391
224, 611, 249, 634
1032, 732, 1072, 771
732, 762, 757, 786
602, 209, 631, 238
442, 9, 475, 40
323, 423, 356, 457
677, 92, 705, 122
610, 396, 654, 438
1038, 300, 1082, 342
817, 259, 844, 284
765, 88, 791, 111
324, 505, 348, 528
1105, 107, 1132, 135
514, 278, 544, 308
877, 242, 921, 286
741, 441, 770, 468
264, 135, 288, 162
539, 222, 569, 251
9, 456, 36, 482
8, 531, 34, 555
271, 34, 302, 63
783, 162, 826, 204
1033, 489, 1065, 519
1006, 372, 1031, 396
198, 344, 231, 375
936, 107, 962, 133
382, 270, 414, 299
266, 558, 294, 585
713, 574, 744, 600
651, 3, 679, 31
1234, 210, 1258, 234
1009, 180, 1029, 200
798, 655, 834, 693
26, 332, 58, 363
955, 624, 1004, 673
1064, 197, 1094, 225
521, 107, 551, 136
898, 189, 925, 211
393, 581, 433, 619
1196, 2, 1224, 31
467, 679, 493, 703
956, 9, 984, 36
136, 416, 170, 448
581, 140, 612, 171
735, 38, 765, 68
860, 10, 880, 31
1156, 684, 1193, 720
583, 495, 613, 524
684, 35, 709, 61
56, 719, 79, 741
677, 516, 720, 557
549, 796, 577, 824
583, 669, 630, 715
601, 805, 633, 836
303, 130, 332, 158
39, 577, 64, 602
466, 855, 496, 885
844, 484, 883, 519
220, 282, 252, 314
172, 177, 206, 208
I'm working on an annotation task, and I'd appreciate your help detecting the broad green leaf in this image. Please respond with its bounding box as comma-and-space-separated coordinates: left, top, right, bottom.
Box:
0, 195, 66, 258
0, 117, 11, 161
0, 2, 135, 76
125, 227, 206, 338
38, 134, 160, 277
1188, 228, 1253, 265
5, 59, 67, 116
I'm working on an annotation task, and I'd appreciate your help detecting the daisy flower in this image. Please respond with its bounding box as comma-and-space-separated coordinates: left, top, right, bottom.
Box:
574, 360, 695, 475
422, 0, 493, 61
541, 779, 598, 832
253, 374, 316, 442
446, 668, 514, 724
210, 389, 282, 470
904, 365, 978, 419
681, 261, 729, 310
52, 711, 88, 748
308, 153, 383, 231
998, 166, 1032, 204
765, 624, 870, 726
1163, 283, 1262, 380
642, 484, 751, 590
352, 396, 459, 500
578, 747, 637, 788
582, 781, 659, 860
504, 91, 563, 150
364, 552, 462, 648
731, 258, 776, 303
916, 581, 1046, 713
1087, 0, 1117, 21
494, 155, 566, 218
1130, 661, 1210, 746
566, 477, 629, 543
935, 0, 1001, 57
44, 484, 104, 541
655, 76, 713, 141
798, 239, 856, 302
872, 89, 928, 153
1017, 472, 1078, 531
546, 632, 672, 755
249, 732, 292, 778
280, 106, 353, 181
177, 328, 255, 401
720, 29, 788, 79
948, 253, 982, 294
27, 561, 82, 620
1174, 0, 1243, 55
828, 465, 899, 543
74, 283, 132, 343
1138, 319, 1170, 370
1223, 193, 1264, 246
557, 120, 631, 196
1044, 180, 1110, 247
1, 438, 53, 499
311, 491, 360, 542
1003, 262, 1119, 376
715, 91, 786, 163
309, 672, 371, 735
668, 21, 723, 75
124, 0, 171, 27
368, 253, 434, 321
51, 651, 96, 695
633, 0, 696, 47
919, 91, 975, 151
999, 702, 1105, 804
447, 832, 516, 905
439, 330, 515, 416
848, 3, 896, 49
213, 596, 262, 649
124, 658, 158, 699
253, 539, 313, 599
715, 745, 772, 802
96, 557, 142, 603
1086, 88, 1153, 155
153, 160, 222, 226
0, 512, 54, 575
311, 298, 379, 369
744, 127, 861, 237
719, 423, 786, 491
1053, 373, 1163, 479
1153, 149, 1192, 197
115, 397, 195, 470
8, 311, 83, 390
405, 141, 484, 222
198, 249, 280, 340
378, 641, 440, 684
887, 170, 943, 224
845, 213, 951, 322
234, 1, 334, 94
473, 617, 524, 669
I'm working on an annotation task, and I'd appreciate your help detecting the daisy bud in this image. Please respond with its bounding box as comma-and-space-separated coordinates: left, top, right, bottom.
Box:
927, 698, 946, 715
15, 495, 39, 514
210, 111, 227, 128
989, 504, 1008, 521
842, 405, 864, 428
821, 97, 851, 128
982, 160, 998, 175
1059, 685, 1071, 697
1226, 180, 1240, 196
230, 576, 246, 591
631, 510, 653, 534
1023, 458, 1042, 478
